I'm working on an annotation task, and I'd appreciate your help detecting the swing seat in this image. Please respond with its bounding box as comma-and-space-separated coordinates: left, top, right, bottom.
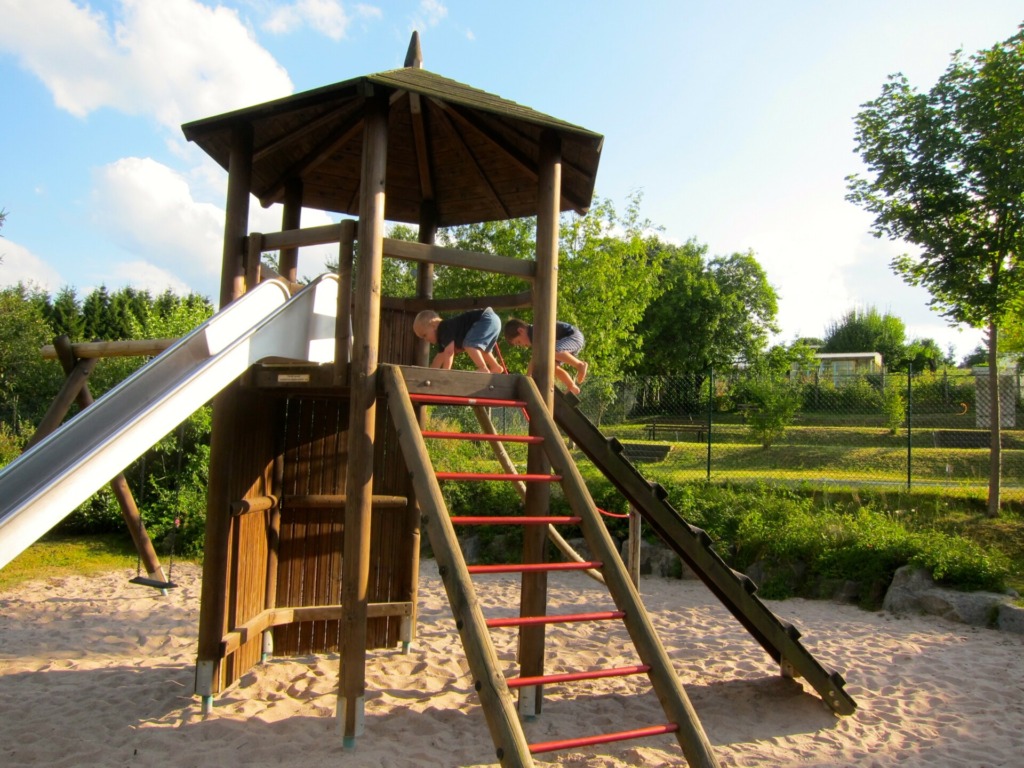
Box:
129, 576, 177, 589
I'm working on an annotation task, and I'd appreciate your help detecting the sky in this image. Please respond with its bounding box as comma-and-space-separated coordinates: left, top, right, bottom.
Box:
1, 1, 1022, 364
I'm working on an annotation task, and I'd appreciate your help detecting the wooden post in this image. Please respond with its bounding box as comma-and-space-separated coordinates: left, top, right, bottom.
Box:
25, 351, 98, 450
47, 336, 168, 584
519, 378, 721, 768
402, 199, 438, 650
334, 219, 356, 384
383, 366, 533, 767
517, 130, 562, 717
339, 91, 389, 747
628, 505, 641, 587
197, 122, 254, 709
414, 200, 437, 368
245, 233, 264, 290
279, 178, 303, 282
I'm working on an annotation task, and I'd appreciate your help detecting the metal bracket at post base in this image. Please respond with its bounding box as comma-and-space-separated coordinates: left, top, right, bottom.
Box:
338, 694, 365, 748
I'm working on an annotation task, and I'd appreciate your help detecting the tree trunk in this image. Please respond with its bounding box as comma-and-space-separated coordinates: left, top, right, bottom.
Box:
986, 321, 1001, 517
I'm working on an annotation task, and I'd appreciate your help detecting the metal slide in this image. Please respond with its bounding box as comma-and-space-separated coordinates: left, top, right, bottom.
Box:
0, 274, 340, 572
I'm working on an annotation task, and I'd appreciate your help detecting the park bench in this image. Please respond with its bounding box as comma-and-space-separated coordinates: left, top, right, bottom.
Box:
646, 419, 706, 442
618, 442, 671, 463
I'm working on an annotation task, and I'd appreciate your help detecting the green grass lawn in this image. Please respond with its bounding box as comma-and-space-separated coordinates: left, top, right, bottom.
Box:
0, 533, 151, 592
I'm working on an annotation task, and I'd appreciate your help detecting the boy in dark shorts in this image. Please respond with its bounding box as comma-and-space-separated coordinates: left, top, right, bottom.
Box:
413, 307, 504, 373
503, 317, 589, 395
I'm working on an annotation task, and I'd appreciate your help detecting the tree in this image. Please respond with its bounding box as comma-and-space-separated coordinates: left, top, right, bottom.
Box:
904, 337, 949, 373
822, 306, 907, 368
632, 242, 779, 415
846, 26, 1024, 515
0, 284, 64, 435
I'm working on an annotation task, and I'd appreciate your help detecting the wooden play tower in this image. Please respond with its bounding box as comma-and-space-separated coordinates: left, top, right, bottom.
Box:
180, 34, 853, 767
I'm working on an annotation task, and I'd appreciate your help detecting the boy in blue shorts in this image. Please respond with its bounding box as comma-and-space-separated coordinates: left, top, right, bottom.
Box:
503, 317, 589, 395
413, 307, 504, 373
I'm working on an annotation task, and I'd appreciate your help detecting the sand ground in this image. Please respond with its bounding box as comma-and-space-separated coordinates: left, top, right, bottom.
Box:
1, 561, 1022, 767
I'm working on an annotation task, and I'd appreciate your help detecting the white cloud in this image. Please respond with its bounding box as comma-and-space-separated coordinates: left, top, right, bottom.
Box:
0, 239, 64, 292
262, 0, 380, 40
90, 155, 343, 300
91, 156, 225, 298
102, 259, 194, 296
411, 0, 446, 30
0, 0, 293, 129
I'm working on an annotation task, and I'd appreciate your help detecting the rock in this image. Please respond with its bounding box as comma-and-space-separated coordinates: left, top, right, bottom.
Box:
618, 539, 691, 579
996, 603, 1024, 633
883, 565, 1022, 633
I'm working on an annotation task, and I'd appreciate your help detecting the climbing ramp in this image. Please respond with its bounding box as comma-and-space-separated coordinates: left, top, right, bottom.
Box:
552, 390, 857, 717
382, 364, 721, 768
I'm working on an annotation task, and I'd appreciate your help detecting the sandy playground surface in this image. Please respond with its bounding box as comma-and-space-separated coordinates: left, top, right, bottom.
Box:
1, 560, 1022, 767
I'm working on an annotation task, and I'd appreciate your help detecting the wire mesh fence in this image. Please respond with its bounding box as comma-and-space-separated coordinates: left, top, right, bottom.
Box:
572, 367, 1024, 496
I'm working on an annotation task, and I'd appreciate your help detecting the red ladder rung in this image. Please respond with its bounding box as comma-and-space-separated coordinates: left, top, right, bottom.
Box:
487, 610, 625, 629
529, 723, 680, 755
436, 472, 561, 482
507, 663, 650, 688
451, 516, 581, 525
409, 393, 526, 408
467, 561, 602, 575
421, 430, 543, 444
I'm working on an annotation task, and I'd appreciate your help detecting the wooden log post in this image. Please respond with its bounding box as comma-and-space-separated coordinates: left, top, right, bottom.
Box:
339, 90, 388, 747
517, 130, 562, 718
401, 201, 438, 651
334, 219, 356, 384
46, 336, 168, 585
196, 122, 254, 711
628, 505, 641, 587
278, 178, 303, 283
25, 349, 98, 451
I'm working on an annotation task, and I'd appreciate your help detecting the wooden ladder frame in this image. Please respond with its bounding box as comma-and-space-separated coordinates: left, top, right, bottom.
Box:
382, 364, 719, 768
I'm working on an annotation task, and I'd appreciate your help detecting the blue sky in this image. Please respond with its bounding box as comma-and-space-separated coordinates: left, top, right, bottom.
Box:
2, 1, 1022, 362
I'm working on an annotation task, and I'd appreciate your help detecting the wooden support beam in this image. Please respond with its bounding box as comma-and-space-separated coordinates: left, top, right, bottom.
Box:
518, 378, 720, 768
221, 601, 415, 656
197, 121, 253, 706
339, 90, 388, 747
398, 289, 533, 314
40, 338, 177, 360
517, 130, 561, 717
261, 222, 346, 251
382, 365, 531, 766
279, 178, 303, 283
47, 336, 167, 584
382, 238, 535, 279
335, 219, 355, 384
283, 494, 408, 509
25, 354, 98, 450
230, 495, 278, 516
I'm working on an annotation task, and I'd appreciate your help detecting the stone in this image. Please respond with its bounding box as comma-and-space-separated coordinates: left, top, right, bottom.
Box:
883, 565, 1022, 633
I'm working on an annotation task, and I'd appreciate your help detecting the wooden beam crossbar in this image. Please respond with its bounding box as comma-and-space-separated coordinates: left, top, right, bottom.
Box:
220, 601, 414, 657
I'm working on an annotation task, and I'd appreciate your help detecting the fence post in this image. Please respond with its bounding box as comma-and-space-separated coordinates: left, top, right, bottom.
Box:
706, 367, 713, 481
906, 364, 913, 491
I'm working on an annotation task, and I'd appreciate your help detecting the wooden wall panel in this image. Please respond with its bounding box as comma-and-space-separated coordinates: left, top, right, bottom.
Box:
269, 307, 420, 657
220, 388, 276, 690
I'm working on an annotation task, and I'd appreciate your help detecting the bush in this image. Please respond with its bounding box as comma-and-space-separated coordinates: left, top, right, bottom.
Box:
657, 482, 1010, 606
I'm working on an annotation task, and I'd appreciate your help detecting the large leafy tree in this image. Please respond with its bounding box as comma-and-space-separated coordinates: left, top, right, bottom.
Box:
633, 242, 779, 376
847, 25, 1024, 515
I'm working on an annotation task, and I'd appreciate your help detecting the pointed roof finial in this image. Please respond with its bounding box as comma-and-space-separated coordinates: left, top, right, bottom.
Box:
405, 30, 423, 68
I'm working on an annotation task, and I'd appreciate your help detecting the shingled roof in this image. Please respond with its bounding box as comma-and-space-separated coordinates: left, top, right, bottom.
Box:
181, 55, 603, 227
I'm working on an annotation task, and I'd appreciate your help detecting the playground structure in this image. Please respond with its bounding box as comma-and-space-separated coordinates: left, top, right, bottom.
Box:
0, 35, 855, 767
